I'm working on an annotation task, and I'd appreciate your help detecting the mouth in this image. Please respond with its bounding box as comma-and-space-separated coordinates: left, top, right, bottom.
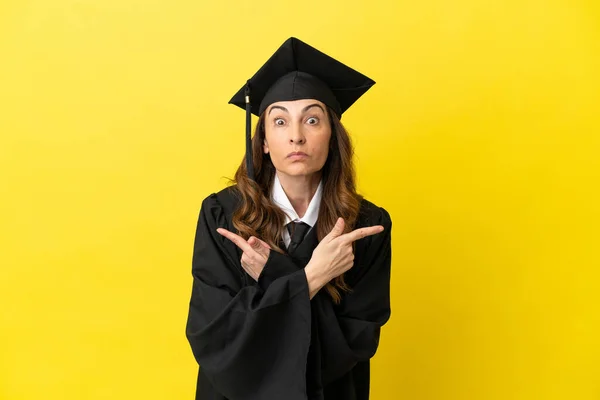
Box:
287, 151, 309, 159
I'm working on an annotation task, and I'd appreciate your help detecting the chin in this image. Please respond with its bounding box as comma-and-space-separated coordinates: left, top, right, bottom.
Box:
278, 165, 322, 178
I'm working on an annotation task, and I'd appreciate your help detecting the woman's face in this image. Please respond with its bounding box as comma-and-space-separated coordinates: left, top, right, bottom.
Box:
263, 99, 332, 179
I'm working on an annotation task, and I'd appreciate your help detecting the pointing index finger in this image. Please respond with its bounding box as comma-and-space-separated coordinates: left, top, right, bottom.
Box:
216, 228, 253, 253
340, 225, 385, 244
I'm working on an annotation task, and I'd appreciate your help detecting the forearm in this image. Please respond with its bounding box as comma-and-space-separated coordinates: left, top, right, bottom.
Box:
304, 261, 332, 300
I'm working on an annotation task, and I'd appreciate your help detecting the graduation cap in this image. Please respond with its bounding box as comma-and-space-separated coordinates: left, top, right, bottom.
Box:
229, 37, 375, 181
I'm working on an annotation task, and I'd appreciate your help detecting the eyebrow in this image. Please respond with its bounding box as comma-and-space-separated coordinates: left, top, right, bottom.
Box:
268, 103, 326, 115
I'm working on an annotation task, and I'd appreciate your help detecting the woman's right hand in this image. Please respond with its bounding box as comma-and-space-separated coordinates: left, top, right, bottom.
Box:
304, 218, 384, 299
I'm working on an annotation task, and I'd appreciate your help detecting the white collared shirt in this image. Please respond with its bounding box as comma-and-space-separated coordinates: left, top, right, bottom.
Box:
271, 173, 323, 247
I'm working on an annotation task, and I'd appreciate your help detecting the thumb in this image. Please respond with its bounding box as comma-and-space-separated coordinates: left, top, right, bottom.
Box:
252, 236, 271, 250
258, 239, 272, 250
326, 217, 345, 240
248, 236, 260, 249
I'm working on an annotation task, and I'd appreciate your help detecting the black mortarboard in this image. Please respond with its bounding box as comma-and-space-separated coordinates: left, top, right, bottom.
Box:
229, 37, 375, 181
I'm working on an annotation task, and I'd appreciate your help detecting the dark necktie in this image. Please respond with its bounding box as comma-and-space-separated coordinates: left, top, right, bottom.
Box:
286, 221, 311, 255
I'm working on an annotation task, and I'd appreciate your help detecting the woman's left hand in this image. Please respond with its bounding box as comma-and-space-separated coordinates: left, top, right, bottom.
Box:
216, 228, 271, 281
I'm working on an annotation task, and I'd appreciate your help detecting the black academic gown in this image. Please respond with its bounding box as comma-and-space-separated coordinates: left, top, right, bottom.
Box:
185, 186, 392, 400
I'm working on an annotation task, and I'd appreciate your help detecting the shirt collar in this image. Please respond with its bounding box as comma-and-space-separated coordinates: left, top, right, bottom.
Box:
271, 173, 322, 228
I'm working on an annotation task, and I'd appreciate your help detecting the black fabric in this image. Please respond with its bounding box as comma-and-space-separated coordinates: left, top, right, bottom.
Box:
185, 185, 392, 400
287, 221, 311, 256
228, 37, 375, 118
258, 71, 341, 117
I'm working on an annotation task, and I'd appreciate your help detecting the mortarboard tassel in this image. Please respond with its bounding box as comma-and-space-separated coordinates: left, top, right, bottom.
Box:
245, 82, 255, 181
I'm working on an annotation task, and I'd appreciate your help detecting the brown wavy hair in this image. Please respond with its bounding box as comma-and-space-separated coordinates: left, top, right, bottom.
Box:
230, 106, 363, 303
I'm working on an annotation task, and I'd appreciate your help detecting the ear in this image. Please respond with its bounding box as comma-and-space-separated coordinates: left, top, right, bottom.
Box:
263, 139, 269, 154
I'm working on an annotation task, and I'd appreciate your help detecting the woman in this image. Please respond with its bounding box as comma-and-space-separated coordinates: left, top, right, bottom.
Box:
186, 37, 392, 400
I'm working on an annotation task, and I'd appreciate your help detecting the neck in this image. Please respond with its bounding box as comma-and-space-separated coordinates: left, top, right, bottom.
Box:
277, 172, 321, 218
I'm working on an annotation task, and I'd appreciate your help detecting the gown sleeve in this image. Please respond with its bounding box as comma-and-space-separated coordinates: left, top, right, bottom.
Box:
314, 206, 393, 385
185, 193, 312, 400
257, 249, 302, 291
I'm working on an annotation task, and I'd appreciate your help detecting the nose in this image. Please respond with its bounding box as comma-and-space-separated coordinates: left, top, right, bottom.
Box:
289, 123, 306, 144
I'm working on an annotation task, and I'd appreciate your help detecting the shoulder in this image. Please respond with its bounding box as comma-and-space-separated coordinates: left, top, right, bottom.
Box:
356, 197, 392, 229
345, 197, 393, 286
200, 185, 241, 212
197, 185, 242, 229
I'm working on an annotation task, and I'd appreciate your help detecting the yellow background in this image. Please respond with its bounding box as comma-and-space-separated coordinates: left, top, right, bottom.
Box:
1, 0, 599, 399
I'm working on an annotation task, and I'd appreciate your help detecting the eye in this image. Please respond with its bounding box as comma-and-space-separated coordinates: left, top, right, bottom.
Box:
306, 117, 319, 125
274, 118, 286, 126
